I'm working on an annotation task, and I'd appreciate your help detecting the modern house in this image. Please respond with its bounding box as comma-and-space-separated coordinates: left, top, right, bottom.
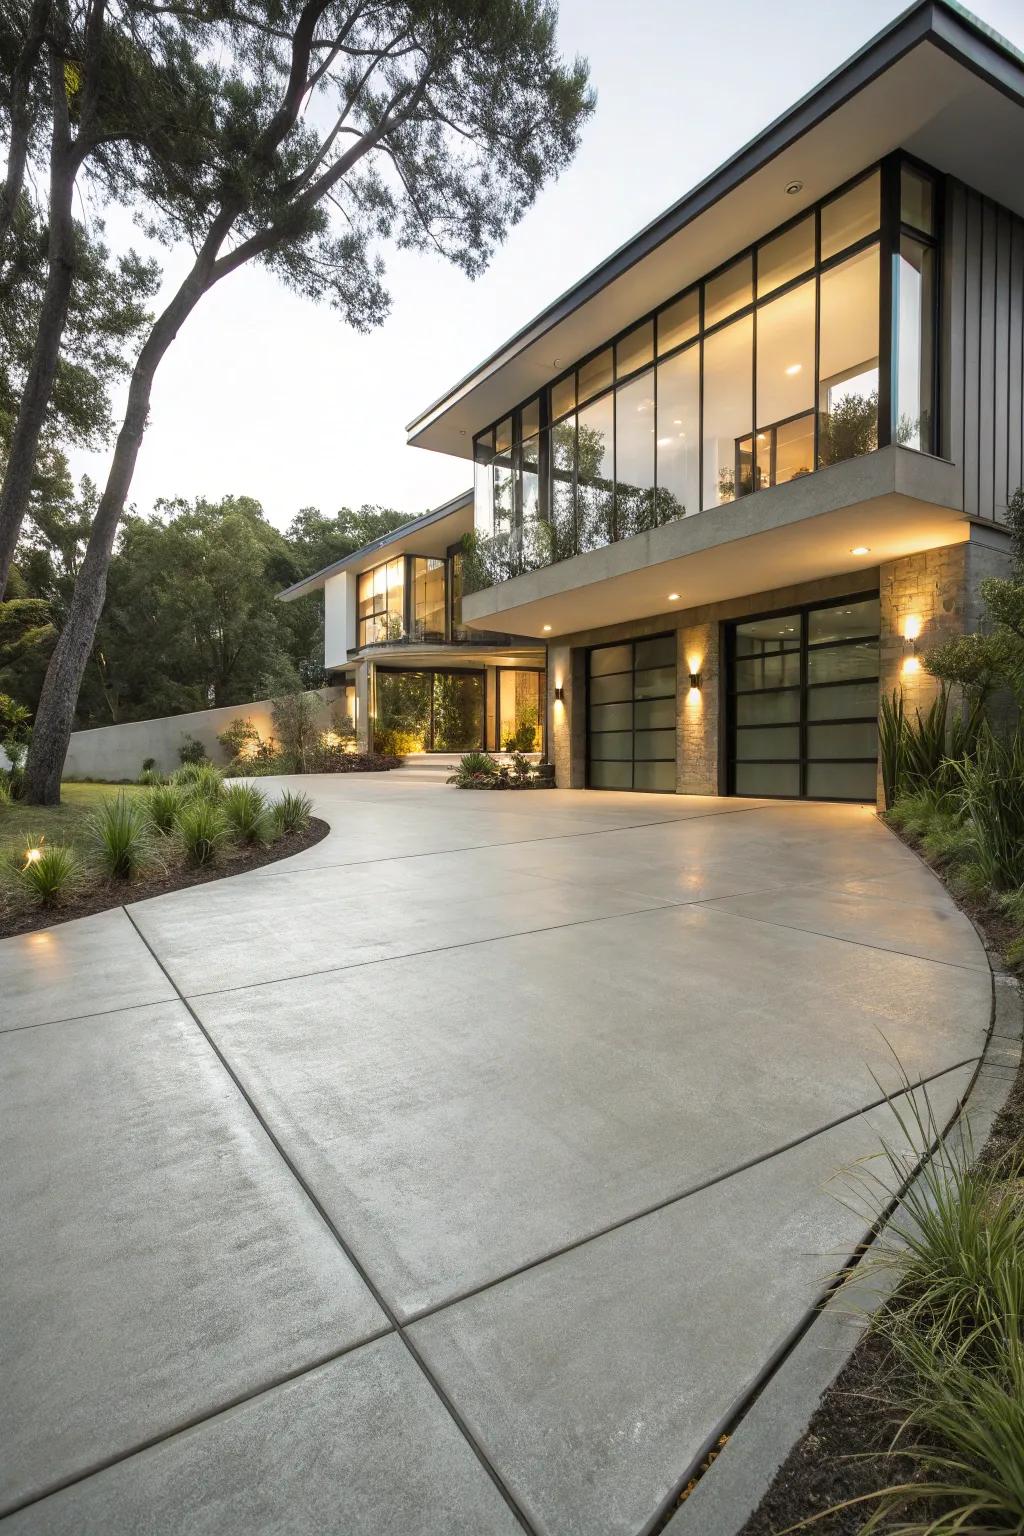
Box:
400, 0, 1024, 803
277, 491, 547, 755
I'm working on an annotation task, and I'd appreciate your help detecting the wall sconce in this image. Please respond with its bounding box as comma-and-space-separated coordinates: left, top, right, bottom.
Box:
554, 685, 564, 702
688, 671, 702, 690
902, 615, 922, 675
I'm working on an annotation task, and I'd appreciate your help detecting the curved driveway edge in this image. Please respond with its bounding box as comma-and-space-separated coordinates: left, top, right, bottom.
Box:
0, 779, 995, 1535
664, 926, 1022, 1536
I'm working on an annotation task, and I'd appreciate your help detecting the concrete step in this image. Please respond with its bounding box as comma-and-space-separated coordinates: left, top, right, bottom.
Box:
392, 751, 541, 783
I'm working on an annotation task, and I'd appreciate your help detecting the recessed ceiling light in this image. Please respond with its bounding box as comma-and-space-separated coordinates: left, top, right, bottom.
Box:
542, 623, 552, 632
668, 592, 680, 601
784, 363, 802, 376
851, 545, 871, 555
785, 179, 803, 195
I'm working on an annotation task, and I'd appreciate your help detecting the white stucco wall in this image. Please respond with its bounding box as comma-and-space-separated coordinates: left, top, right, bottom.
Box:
63, 687, 344, 781
324, 571, 355, 669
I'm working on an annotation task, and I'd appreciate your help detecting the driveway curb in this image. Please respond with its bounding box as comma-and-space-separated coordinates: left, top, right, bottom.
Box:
662, 939, 1022, 1536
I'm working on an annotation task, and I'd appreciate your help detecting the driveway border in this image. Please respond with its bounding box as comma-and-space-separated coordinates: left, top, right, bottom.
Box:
662, 849, 1023, 1536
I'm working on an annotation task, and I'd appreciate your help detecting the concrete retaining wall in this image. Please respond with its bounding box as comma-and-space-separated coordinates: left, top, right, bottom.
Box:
63, 687, 345, 781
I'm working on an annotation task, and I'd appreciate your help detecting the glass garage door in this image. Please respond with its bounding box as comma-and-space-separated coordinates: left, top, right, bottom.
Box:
727, 595, 879, 800
587, 635, 676, 792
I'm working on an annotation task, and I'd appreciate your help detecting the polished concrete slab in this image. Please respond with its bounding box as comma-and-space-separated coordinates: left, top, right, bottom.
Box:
192, 902, 987, 1318
0, 782, 991, 1533
408, 1067, 975, 1536
2, 1337, 519, 1536
0, 907, 175, 1031
1, 1000, 386, 1516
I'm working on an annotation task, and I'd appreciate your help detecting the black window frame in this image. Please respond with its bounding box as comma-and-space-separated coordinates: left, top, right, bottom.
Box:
470, 154, 942, 585
726, 590, 881, 801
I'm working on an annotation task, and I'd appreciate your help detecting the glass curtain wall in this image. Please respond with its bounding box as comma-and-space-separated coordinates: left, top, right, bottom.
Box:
357, 557, 405, 646
497, 669, 546, 752
375, 669, 484, 752
469, 158, 938, 594
411, 557, 446, 642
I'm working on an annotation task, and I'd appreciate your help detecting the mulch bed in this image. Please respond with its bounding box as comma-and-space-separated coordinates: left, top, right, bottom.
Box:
0, 816, 329, 939
733, 825, 1024, 1535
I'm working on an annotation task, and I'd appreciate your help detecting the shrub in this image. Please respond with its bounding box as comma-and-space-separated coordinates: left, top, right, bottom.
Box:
269, 788, 313, 836
503, 717, 539, 753
170, 760, 225, 800
142, 757, 156, 772
0, 776, 11, 809
86, 793, 156, 881
508, 750, 534, 784
217, 716, 263, 760
270, 692, 321, 771
372, 725, 421, 757
145, 783, 186, 835
174, 797, 229, 866
9, 841, 83, 908
224, 750, 286, 778
222, 782, 270, 844
178, 733, 207, 765
137, 767, 163, 786
947, 727, 1024, 890
447, 751, 501, 788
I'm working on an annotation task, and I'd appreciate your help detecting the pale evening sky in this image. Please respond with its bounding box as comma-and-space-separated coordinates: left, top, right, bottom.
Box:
69, 0, 1024, 532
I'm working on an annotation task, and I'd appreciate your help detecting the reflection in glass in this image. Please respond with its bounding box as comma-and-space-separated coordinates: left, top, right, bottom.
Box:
756, 279, 815, 427
375, 669, 430, 749
578, 347, 613, 404
615, 370, 656, 538
411, 557, 445, 642
820, 171, 880, 260
657, 289, 699, 354
808, 598, 879, 643
616, 320, 653, 379
757, 216, 814, 296
772, 414, 815, 486
896, 235, 935, 451
358, 557, 405, 646
817, 245, 879, 466
702, 314, 753, 507
656, 345, 699, 518
704, 254, 753, 329
577, 393, 614, 552
551, 373, 575, 421
550, 418, 576, 561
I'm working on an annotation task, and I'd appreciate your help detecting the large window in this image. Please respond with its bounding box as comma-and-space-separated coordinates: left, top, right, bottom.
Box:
375, 669, 484, 752
469, 158, 938, 594
357, 558, 405, 647
411, 557, 445, 642
497, 669, 545, 752
587, 635, 676, 792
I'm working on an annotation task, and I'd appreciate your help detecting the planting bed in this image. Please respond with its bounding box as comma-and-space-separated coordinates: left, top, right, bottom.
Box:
0, 816, 328, 939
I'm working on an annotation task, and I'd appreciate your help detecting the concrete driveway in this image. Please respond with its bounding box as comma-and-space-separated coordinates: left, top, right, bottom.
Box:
1, 778, 991, 1535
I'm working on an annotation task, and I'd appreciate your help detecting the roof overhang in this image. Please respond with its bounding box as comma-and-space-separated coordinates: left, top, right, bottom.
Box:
407, 1, 1024, 460
459, 448, 980, 638
278, 491, 472, 600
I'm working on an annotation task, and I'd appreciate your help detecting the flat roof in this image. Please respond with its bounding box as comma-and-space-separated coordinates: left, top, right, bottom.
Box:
277, 489, 472, 601
407, 0, 1024, 460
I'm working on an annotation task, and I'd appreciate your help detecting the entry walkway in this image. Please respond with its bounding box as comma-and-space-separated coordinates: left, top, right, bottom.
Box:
1, 780, 991, 1535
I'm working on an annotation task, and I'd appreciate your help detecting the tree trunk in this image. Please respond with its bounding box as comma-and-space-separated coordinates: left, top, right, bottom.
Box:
25, 266, 213, 803
0, 54, 78, 598
0, 0, 51, 263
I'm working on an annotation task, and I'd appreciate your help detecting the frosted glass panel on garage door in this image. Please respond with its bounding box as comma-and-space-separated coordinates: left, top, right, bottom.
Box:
587, 637, 676, 793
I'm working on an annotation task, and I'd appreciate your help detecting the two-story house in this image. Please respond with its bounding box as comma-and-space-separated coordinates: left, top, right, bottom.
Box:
400, 0, 1024, 803
278, 492, 547, 755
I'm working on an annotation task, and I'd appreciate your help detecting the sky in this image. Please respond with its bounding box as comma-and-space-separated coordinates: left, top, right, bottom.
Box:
69, 0, 1024, 532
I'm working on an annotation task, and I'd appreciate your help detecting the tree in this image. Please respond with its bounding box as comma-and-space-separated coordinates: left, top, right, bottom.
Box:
22, 0, 592, 802
926, 486, 1024, 709
0, 0, 213, 591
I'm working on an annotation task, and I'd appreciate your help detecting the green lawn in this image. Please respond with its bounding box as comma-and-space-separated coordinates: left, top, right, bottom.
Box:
1, 783, 147, 862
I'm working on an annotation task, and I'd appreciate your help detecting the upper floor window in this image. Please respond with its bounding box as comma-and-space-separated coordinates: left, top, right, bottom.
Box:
357, 557, 405, 647
469, 157, 939, 591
